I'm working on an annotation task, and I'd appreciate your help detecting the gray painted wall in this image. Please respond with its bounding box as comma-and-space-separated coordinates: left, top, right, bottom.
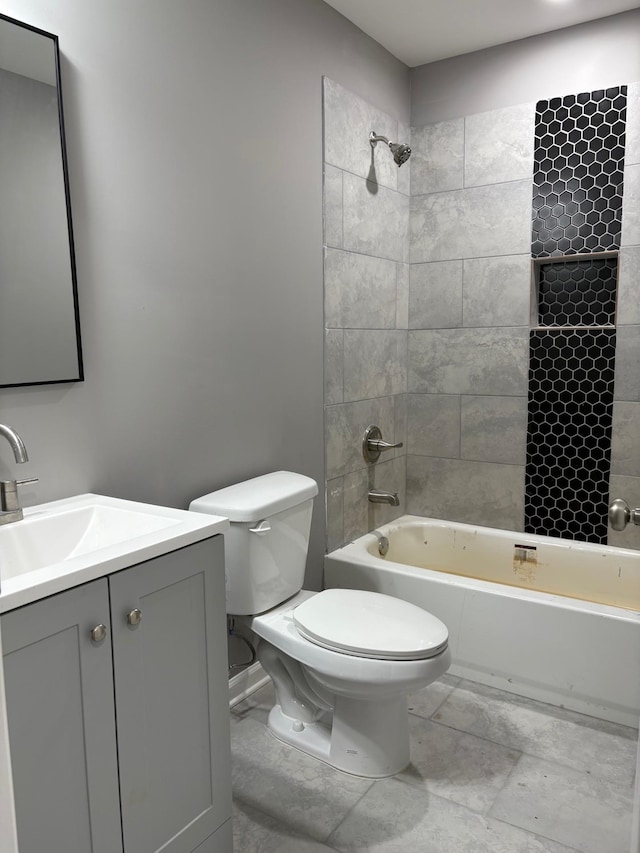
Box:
0, 0, 409, 589
411, 9, 640, 125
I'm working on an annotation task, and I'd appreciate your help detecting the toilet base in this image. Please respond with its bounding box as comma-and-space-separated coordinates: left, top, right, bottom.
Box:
267, 692, 410, 778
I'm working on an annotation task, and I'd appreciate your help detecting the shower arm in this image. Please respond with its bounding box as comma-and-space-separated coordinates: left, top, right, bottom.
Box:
369, 131, 392, 148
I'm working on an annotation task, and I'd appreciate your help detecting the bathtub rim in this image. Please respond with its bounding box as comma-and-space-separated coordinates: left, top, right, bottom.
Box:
328, 514, 640, 624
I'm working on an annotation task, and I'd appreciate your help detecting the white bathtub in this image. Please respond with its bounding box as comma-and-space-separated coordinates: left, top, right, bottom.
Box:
324, 515, 640, 727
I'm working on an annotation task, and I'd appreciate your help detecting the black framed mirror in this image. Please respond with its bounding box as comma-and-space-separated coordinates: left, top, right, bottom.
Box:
0, 13, 83, 387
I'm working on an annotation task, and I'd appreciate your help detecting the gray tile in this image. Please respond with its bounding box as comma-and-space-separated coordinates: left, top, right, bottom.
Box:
231, 715, 373, 842
397, 119, 411, 197
621, 163, 640, 247
625, 81, 640, 167
410, 119, 464, 196
460, 396, 527, 465
325, 396, 396, 479
233, 801, 341, 853
409, 261, 463, 329
489, 754, 633, 853
611, 401, 640, 477
407, 393, 461, 458
399, 717, 522, 813
394, 392, 408, 456
368, 454, 406, 528
464, 103, 535, 187
433, 679, 638, 788
328, 777, 578, 852
326, 476, 344, 552
408, 328, 529, 396
462, 255, 531, 327
406, 455, 525, 531
608, 474, 640, 551
325, 329, 343, 405
343, 172, 410, 263
614, 325, 640, 401
323, 77, 398, 191
410, 180, 532, 263
324, 248, 397, 329
324, 164, 343, 249
343, 330, 407, 401
408, 674, 461, 720
396, 263, 409, 329
343, 467, 368, 544
617, 246, 640, 325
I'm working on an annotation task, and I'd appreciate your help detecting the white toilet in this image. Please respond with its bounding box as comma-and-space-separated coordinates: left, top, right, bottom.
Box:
190, 471, 450, 778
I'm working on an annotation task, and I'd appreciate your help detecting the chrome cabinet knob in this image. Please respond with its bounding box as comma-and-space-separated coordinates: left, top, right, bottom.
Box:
127, 608, 143, 627
90, 623, 108, 643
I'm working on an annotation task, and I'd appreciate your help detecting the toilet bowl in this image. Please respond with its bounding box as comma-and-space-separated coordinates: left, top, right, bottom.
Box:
249, 588, 450, 777
189, 471, 450, 778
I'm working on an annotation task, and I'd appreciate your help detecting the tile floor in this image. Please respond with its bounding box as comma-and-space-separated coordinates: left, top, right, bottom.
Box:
230, 674, 638, 853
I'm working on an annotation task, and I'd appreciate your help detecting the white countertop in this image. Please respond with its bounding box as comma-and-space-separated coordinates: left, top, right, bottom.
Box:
0, 494, 229, 613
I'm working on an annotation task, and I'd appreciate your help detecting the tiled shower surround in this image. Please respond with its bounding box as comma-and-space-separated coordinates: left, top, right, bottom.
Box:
323, 78, 640, 551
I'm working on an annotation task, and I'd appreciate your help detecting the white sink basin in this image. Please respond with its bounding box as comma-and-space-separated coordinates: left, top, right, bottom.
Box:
0, 494, 229, 612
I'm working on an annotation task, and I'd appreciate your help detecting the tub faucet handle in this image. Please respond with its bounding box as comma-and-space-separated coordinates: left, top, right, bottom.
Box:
608, 498, 640, 531
363, 425, 403, 464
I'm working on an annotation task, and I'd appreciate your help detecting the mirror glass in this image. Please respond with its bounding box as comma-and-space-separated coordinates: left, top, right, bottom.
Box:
0, 14, 82, 387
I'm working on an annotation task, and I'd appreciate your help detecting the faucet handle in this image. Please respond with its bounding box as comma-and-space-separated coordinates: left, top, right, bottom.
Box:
363, 425, 404, 464
0, 477, 38, 516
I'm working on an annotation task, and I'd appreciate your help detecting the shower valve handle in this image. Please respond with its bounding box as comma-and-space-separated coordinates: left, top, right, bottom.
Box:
608, 498, 640, 531
363, 425, 403, 464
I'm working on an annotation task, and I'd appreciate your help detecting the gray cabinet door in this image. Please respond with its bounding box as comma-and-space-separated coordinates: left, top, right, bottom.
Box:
109, 537, 232, 853
1, 579, 123, 853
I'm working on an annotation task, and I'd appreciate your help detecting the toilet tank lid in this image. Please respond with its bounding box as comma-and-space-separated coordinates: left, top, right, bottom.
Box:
189, 471, 318, 522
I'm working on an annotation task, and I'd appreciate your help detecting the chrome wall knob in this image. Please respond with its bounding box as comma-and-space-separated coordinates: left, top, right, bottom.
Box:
127, 608, 143, 627
608, 498, 640, 531
90, 624, 107, 643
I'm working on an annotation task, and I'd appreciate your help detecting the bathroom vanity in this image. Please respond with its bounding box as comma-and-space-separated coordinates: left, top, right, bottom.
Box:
0, 495, 232, 853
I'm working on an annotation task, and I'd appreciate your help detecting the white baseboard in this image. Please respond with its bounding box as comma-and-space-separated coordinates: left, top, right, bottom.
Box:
228, 661, 269, 707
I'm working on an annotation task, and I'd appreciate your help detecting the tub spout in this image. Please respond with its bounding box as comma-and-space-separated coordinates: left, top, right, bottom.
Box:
368, 489, 400, 507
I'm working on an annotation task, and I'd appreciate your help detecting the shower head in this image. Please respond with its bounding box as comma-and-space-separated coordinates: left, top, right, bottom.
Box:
369, 131, 411, 167
389, 141, 411, 167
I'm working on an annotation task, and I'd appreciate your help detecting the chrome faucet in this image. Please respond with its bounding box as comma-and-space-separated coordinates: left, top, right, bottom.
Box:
368, 489, 400, 507
0, 424, 38, 525
0, 423, 29, 464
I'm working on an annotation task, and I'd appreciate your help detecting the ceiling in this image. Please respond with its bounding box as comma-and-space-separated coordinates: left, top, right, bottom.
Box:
321, 0, 640, 67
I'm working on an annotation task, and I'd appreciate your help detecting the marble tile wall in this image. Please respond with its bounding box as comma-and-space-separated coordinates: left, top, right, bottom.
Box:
407, 81, 640, 547
323, 78, 409, 550
324, 78, 640, 549
406, 100, 534, 532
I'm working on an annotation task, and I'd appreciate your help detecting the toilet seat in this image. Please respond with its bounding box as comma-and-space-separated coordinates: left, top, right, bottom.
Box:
292, 588, 448, 661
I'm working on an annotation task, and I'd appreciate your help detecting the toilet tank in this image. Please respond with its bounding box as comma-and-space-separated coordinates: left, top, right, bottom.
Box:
189, 472, 318, 615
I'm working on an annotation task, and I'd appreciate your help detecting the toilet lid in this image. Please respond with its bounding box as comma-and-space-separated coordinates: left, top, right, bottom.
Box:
292, 589, 448, 660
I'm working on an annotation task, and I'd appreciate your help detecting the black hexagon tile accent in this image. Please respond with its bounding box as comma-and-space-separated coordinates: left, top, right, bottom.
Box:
537, 257, 618, 327
524, 329, 616, 544
532, 87, 627, 257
